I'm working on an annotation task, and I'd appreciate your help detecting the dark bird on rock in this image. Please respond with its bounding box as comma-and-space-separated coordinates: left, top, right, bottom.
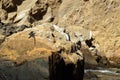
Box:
28, 31, 36, 46
28, 31, 35, 38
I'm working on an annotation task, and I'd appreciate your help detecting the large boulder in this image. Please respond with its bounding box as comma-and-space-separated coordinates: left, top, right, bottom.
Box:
0, 24, 54, 62
49, 44, 84, 80
0, 23, 86, 80
0, 24, 54, 80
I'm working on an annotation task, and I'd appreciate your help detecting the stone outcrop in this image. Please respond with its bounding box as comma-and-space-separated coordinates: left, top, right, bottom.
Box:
58, 0, 120, 64
49, 43, 84, 80
0, 58, 49, 80
0, 24, 54, 80
49, 52, 84, 80
0, 23, 100, 80
0, 34, 5, 45
0, 0, 119, 63
0, 0, 120, 79
0, 9, 8, 20
1, 0, 17, 12
0, 24, 55, 62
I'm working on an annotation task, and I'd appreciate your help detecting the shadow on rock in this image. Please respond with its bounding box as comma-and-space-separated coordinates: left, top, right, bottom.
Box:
0, 58, 49, 80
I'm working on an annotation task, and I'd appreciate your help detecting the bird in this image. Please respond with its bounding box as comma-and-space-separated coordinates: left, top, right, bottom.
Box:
28, 31, 35, 38
28, 31, 36, 46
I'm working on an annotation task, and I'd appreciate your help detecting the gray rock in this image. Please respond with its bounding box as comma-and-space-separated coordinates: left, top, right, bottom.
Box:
84, 71, 98, 80
16, 25, 27, 32
0, 58, 49, 80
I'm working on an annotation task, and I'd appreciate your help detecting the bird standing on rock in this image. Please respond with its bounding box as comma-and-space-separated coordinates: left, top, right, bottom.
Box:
28, 31, 36, 46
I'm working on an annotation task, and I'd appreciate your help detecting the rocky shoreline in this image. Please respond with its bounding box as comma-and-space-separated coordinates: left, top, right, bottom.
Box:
0, 0, 120, 80
0, 22, 116, 80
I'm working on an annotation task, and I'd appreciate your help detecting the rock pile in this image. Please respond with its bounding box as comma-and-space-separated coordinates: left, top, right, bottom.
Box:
0, 0, 119, 79
0, 23, 104, 80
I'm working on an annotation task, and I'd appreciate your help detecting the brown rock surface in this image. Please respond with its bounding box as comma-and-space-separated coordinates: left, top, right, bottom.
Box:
0, 23, 86, 80
0, 26, 54, 63
58, 0, 120, 63
0, 9, 8, 20
0, 34, 5, 45
1, 0, 17, 12
0, 0, 119, 77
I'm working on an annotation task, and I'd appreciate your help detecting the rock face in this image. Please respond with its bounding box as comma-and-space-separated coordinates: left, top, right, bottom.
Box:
58, 0, 120, 63
49, 44, 84, 80
0, 58, 49, 80
0, 0, 120, 79
1, 0, 17, 12
0, 23, 89, 80
0, 0, 119, 63
0, 25, 54, 61
0, 25, 53, 80
49, 53, 84, 80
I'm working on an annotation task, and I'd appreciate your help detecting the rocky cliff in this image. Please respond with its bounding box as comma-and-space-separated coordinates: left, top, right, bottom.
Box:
0, 0, 120, 80
0, 0, 119, 63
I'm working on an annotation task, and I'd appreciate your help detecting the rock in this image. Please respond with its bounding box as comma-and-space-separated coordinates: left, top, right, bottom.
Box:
96, 56, 110, 67
47, 0, 62, 24
0, 24, 56, 80
31, 0, 48, 20
12, 0, 37, 26
84, 71, 98, 80
0, 0, 119, 63
57, 0, 120, 64
80, 45, 98, 68
16, 58, 49, 80
0, 23, 86, 80
7, 12, 17, 22
0, 25, 54, 61
0, 0, 120, 79
49, 53, 84, 80
0, 22, 28, 38
0, 34, 5, 45
49, 44, 84, 80
16, 25, 27, 32
14, 0, 23, 5
0, 9, 8, 20
1, 0, 17, 12
43, 7, 53, 22
0, 58, 49, 80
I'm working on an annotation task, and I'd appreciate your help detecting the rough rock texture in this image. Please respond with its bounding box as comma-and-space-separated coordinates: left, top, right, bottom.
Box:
1, 0, 17, 12
0, 0, 119, 63
0, 24, 54, 80
0, 58, 49, 80
0, 9, 8, 20
49, 47, 84, 80
0, 0, 120, 79
0, 22, 104, 80
58, 0, 120, 63
0, 25, 54, 62
0, 34, 5, 45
